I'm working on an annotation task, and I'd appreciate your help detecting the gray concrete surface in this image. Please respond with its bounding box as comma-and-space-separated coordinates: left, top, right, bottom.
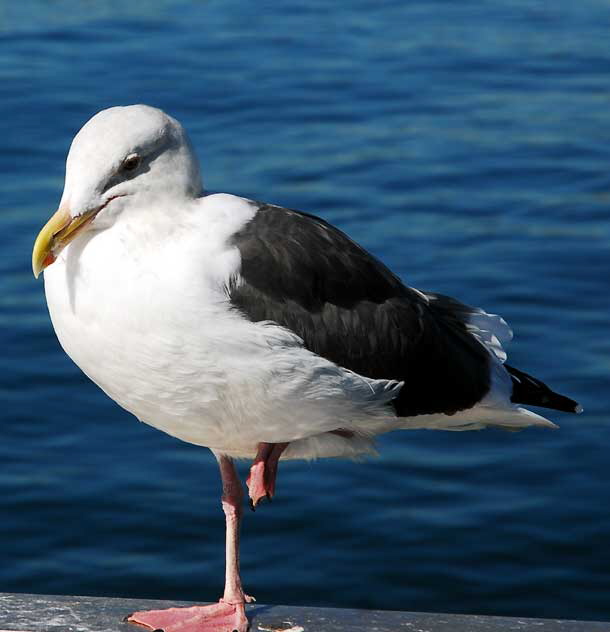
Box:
0, 592, 608, 632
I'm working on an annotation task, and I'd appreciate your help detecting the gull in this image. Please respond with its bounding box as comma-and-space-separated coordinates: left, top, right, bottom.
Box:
32, 105, 580, 632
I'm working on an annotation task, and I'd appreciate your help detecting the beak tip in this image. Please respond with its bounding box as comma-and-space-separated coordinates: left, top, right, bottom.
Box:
32, 252, 56, 279
32, 206, 70, 279
32, 257, 41, 279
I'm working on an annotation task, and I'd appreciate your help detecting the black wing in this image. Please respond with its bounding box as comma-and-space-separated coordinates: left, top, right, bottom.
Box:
228, 203, 492, 417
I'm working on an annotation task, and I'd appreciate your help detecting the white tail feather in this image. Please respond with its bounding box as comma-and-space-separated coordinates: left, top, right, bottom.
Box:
395, 404, 557, 432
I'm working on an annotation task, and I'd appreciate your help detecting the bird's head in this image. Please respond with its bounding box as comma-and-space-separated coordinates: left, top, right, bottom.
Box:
32, 104, 202, 278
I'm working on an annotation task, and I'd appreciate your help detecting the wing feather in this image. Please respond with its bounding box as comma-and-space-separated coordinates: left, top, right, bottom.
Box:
228, 204, 492, 416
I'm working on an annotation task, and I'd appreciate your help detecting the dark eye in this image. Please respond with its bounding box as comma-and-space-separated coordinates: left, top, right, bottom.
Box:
122, 153, 141, 172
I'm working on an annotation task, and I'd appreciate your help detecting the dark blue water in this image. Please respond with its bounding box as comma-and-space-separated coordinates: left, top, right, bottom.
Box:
1, 1, 609, 623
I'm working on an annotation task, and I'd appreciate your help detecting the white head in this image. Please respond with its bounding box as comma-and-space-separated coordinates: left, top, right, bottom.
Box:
32, 105, 202, 276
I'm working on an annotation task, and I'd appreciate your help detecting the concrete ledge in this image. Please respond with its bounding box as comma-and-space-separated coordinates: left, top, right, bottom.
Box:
0, 592, 608, 632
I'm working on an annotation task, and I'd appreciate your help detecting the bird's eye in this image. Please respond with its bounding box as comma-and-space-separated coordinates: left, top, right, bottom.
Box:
122, 153, 141, 172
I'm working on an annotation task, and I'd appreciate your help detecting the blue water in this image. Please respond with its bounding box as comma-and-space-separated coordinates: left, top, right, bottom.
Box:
1, 0, 609, 623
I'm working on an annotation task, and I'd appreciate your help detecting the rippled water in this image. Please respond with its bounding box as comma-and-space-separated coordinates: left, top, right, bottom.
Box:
1, 1, 609, 623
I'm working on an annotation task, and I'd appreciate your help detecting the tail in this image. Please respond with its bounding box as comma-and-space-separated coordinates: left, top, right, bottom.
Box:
505, 364, 582, 414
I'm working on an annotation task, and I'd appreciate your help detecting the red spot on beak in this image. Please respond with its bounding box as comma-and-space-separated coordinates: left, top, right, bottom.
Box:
43, 253, 56, 268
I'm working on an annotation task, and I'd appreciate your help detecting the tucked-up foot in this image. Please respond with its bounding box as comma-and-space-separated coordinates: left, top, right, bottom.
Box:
126, 599, 250, 632
246, 442, 288, 509
246, 460, 268, 509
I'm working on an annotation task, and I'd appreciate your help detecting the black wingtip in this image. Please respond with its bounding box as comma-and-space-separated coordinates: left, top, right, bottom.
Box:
506, 364, 581, 414
541, 392, 582, 414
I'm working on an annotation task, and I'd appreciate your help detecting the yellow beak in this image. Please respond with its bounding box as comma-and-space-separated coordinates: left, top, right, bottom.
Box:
32, 203, 99, 278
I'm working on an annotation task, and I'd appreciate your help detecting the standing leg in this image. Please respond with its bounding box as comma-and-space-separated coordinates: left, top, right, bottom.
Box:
127, 454, 253, 632
246, 442, 289, 509
219, 454, 255, 606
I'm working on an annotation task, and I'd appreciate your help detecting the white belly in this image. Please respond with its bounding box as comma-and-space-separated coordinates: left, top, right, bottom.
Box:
42, 202, 401, 460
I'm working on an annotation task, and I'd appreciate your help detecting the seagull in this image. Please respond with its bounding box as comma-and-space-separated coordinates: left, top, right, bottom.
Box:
32, 105, 580, 632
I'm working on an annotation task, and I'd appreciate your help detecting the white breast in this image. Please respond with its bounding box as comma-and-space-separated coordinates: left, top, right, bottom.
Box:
43, 193, 402, 459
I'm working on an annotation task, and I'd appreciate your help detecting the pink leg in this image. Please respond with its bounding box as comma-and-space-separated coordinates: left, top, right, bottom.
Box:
246, 442, 289, 509
127, 454, 253, 632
